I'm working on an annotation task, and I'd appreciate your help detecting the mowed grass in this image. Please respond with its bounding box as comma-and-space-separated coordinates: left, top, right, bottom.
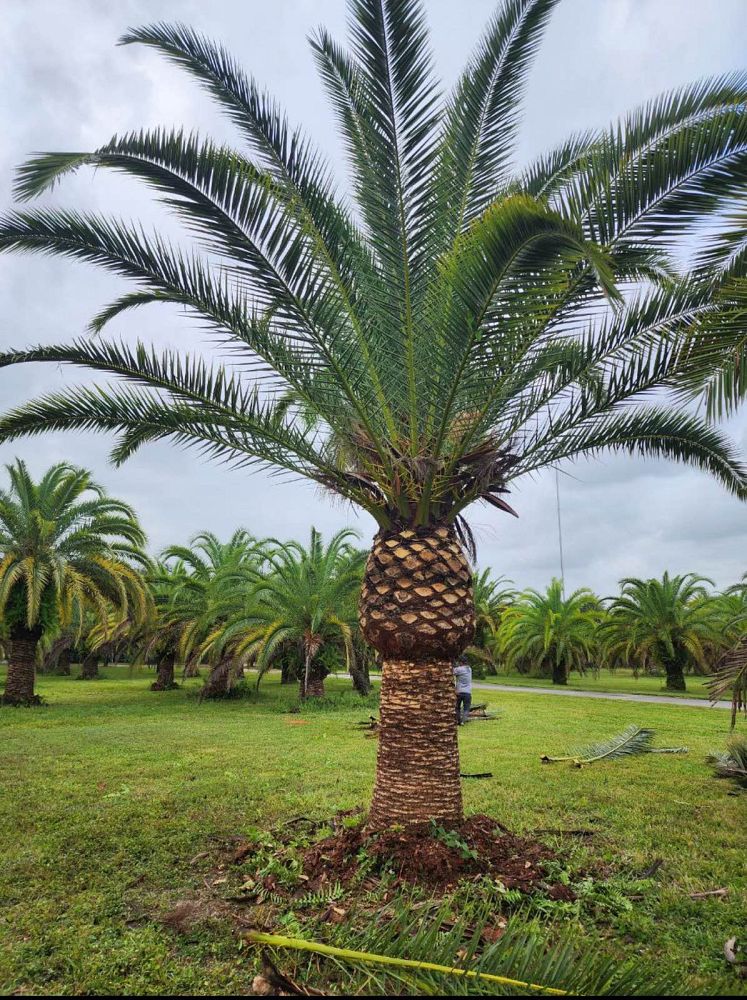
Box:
0, 666, 744, 995
478, 668, 712, 699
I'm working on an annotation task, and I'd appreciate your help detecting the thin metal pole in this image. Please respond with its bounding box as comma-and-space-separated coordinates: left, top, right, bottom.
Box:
555, 468, 565, 594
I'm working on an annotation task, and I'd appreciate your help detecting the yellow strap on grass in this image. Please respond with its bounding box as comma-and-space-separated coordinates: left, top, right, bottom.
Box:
246, 930, 569, 995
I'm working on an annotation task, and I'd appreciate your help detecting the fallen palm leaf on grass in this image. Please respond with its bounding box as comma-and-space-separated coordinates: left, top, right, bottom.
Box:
247, 930, 568, 995
541, 725, 688, 767
707, 736, 747, 790
245, 903, 693, 995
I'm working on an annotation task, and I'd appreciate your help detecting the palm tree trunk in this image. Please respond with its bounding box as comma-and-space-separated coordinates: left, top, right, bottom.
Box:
368, 658, 462, 828
56, 649, 72, 676
151, 651, 177, 690
664, 659, 687, 691
360, 525, 475, 829
280, 661, 294, 685
552, 661, 568, 685
2, 625, 42, 705
183, 659, 201, 678
350, 658, 371, 696
79, 654, 100, 680
199, 657, 232, 700
300, 654, 325, 698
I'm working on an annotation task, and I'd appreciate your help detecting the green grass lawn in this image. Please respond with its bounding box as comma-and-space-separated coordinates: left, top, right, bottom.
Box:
476, 668, 713, 699
0, 666, 744, 995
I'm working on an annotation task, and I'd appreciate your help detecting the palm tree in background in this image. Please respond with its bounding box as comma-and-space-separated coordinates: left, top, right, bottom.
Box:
468, 569, 515, 674
602, 573, 724, 691
160, 529, 262, 697
0, 461, 147, 704
203, 527, 364, 698
497, 578, 601, 684
0, 1, 746, 821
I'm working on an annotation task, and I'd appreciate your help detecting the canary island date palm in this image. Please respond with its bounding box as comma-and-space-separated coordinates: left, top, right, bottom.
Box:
0, 460, 147, 704
203, 527, 364, 698
497, 578, 601, 684
161, 529, 262, 696
601, 573, 724, 692
0, 1, 746, 818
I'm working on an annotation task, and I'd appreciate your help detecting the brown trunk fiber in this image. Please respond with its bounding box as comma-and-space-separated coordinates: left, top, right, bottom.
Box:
301, 671, 325, 699
199, 658, 232, 700
183, 659, 201, 678
360, 525, 475, 829
151, 652, 177, 691
300, 655, 325, 699
368, 658, 462, 829
2, 626, 42, 706
79, 654, 100, 680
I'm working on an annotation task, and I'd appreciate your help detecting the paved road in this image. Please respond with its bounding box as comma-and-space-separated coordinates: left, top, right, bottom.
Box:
341, 673, 730, 709
471, 681, 730, 710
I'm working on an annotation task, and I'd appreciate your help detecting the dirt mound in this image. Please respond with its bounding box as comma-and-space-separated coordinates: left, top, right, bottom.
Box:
302, 813, 572, 895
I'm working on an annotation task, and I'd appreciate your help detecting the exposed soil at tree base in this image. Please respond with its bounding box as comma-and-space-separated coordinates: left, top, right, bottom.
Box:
301, 812, 573, 896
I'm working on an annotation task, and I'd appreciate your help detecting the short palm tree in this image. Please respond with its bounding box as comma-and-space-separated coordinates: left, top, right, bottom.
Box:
0, 460, 147, 704
0, 1, 746, 819
204, 528, 364, 698
160, 529, 261, 696
602, 573, 724, 691
497, 578, 601, 684
141, 561, 188, 690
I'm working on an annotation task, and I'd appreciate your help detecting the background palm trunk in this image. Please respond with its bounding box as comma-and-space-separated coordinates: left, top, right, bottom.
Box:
664, 659, 687, 691
300, 657, 325, 699
350, 658, 371, 696
79, 654, 100, 680
368, 659, 462, 828
200, 658, 231, 699
2, 625, 42, 705
151, 651, 177, 691
552, 661, 568, 685
56, 649, 71, 675
280, 661, 294, 685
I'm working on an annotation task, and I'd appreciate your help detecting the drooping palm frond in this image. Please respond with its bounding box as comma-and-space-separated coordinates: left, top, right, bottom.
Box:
709, 633, 747, 728
540, 725, 687, 766
0, 1, 746, 530
0, 459, 149, 636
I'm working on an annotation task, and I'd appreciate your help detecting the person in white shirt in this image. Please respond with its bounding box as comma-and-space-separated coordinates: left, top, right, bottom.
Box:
453, 656, 472, 725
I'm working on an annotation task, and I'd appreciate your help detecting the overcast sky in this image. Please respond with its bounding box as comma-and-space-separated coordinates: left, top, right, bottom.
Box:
1, 0, 746, 595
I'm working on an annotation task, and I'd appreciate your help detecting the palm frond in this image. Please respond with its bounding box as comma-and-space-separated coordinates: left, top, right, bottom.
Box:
707, 736, 747, 789
540, 725, 677, 766
247, 898, 690, 995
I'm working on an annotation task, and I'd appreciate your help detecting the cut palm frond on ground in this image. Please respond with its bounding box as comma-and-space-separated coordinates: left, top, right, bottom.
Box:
468, 703, 502, 720
707, 736, 747, 790
541, 725, 688, 766
246, 903, 693, 995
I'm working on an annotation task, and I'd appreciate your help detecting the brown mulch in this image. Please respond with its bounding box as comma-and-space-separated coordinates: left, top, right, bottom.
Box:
302, 813, 574, 897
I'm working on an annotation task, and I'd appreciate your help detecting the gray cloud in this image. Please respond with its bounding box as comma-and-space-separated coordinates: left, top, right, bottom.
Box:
1, 0, 746, 593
